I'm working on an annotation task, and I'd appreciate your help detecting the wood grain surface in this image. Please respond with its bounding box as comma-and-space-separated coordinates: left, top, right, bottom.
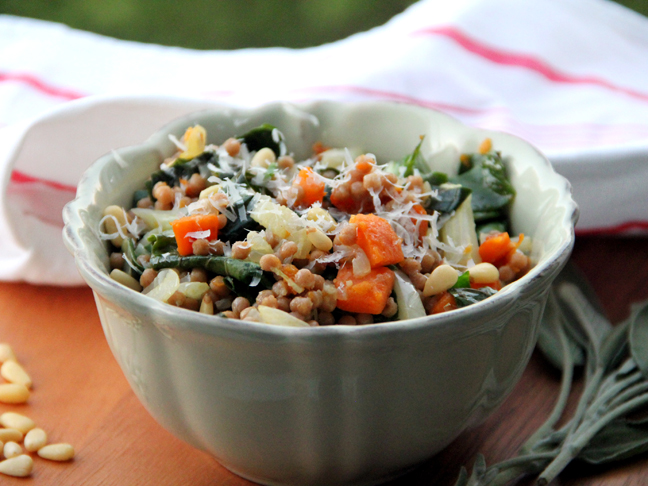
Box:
0, 236, 646, 485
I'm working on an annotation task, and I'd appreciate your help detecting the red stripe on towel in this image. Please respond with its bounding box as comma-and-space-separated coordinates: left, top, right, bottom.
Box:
576, 221, 648, 236
10, 170, 77, 193
413, 26, 648, 103
0, 72, 86, 100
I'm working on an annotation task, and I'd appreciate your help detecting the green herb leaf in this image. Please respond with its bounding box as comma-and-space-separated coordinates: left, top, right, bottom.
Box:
452, 271, 471, 289
580, 419, 648, 464
536, 290, 585, 370
239, 123, 283, 156
449, 287, 497, 307
450, 152, 515, 222
150, 253, 270, 287
424, 183, 472, 214
629, 300, 648, 378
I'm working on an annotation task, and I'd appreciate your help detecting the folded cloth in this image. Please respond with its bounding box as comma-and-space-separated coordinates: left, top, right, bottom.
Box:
0, 0, 647, 285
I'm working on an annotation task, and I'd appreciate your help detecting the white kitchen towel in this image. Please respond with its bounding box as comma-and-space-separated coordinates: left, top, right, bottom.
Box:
0, 0, 647, 285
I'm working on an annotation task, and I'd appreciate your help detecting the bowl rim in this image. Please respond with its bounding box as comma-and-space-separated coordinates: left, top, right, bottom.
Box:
63, 98, 578, 340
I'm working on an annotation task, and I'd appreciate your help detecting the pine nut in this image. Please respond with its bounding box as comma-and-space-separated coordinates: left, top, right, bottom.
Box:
0, 344, 17, 363
0, 413, 35, 434
0, 384, 29, 404
469, 262, 500, 284
110, 268, 143, 292
199, 184, 221, 200
103, 205, 129, 247
24, 428, 47, 452
3, 441, 22, 459
250, 147, 276, 168
0, 361, 32, 389
423, 264, 458, 297
37, 443, 75, 461
0, 429, 22, 443
0, 454, 33, 477
306, 227, 333, 252
306, 207, 337, 230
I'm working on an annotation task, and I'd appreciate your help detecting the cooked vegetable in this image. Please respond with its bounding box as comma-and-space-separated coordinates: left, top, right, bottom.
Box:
431, 291, 457, 314
170, 214, 220, 256
334, 264, 395, 315
478, 231, 522, 266
106, 123, 529, 325
293, 167, 325, 208
150, 254, 267, 287
451, 151, 515, 222
351, 214, 404, 268
439, 195, 481, 265
393, 270, 426, 320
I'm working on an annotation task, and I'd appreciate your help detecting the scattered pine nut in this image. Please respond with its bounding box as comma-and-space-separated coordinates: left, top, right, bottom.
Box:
0, 361, 32, 389
0, 344, 16, 363
3, 441, 22, 459
0, 412, 35, 434
110, 268, 143, 292
0, 384, 30, 404
0, 429, 22, 443
24, 428, 47, 452
37, 443, 75, 462
0, 454, 33, 477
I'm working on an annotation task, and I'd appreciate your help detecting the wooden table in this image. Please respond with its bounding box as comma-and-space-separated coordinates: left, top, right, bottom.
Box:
0, 236, 647, 485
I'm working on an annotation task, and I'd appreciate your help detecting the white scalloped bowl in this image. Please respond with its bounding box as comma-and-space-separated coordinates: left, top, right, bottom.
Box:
63, 100, 577, 486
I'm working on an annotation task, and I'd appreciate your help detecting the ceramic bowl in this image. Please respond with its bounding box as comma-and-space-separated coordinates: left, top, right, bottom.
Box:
63, 100, 577, 486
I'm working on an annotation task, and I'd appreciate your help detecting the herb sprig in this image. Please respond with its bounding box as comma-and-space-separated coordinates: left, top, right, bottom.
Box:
455, 263, 648, 486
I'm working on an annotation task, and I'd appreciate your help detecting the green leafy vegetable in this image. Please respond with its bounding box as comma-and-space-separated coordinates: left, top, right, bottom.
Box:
449, 287, 497, 307
424, 183, 472, 214
452, 271, 471, 289
450, 152, 515, 222
239, 123, 283, 156
150, 253, 270, 287
218, 195, 263, 243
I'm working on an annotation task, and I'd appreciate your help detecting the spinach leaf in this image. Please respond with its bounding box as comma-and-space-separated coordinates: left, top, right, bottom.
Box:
476, 220, 508, 236
239, 124, 283, 156
422, 171, 449, 186
150, 254, 270, 287
218, 195, 262, 243
148, 233, 177, 256
424, 183, 472, 214
450, 152, 515, 222
121, 237, 144, 278
449, 287, 497, 308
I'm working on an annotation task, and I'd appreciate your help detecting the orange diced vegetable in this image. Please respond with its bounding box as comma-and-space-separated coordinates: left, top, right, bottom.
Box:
431, 291, 457, 314
350, 214, 404, 267
334, 264, 395, 315
294, 167, 325, 208
471, 280, 502, 291
411, 204, 429, 242
170, 214, 220, 256
478, 232, 514, 266
312, 141, 329, 155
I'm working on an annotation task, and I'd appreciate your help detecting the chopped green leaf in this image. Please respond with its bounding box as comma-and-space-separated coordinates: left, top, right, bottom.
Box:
239, 123, 283, 156
449, 287, 497, 307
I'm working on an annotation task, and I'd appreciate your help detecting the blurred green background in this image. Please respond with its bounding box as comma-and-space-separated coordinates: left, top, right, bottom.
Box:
0, 0, 646, 50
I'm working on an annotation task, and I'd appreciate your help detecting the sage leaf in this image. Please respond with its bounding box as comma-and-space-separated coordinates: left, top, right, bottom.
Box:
599, 318, 630, 372
454, 467, 469, 486
537, 290, 584, 370
580, 419, 648, 464
629, 300, 648, 378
